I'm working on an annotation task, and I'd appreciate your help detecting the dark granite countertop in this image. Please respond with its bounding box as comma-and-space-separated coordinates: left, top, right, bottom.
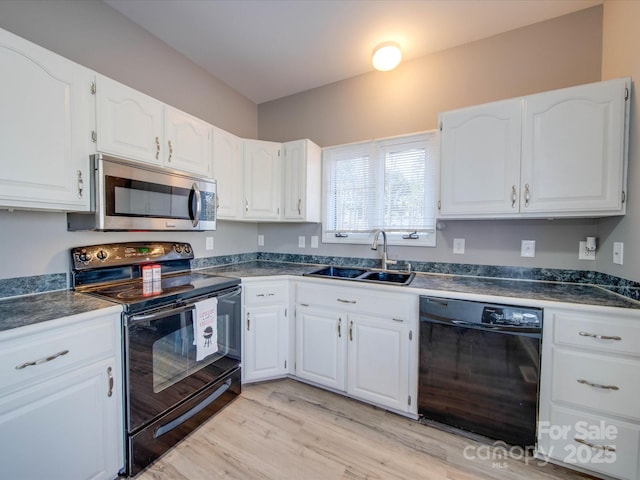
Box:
200, 261, 640, 310
0, 290, 120, 333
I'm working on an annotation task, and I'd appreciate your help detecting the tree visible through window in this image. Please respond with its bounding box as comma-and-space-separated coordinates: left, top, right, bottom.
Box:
323, 131, 438, 246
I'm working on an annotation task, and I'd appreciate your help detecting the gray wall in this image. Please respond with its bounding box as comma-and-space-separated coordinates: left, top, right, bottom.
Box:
0, 0, 259, 280
256, 6, 628, 275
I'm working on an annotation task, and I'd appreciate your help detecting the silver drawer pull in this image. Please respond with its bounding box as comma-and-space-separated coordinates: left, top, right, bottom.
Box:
579, 331, 622, 341
337, 298, 356, 304
15, 349, 70, 370
392, 318, 404, 322
574, 437, 616, 452
256, 293, 275, 297
577, 379, 619, 391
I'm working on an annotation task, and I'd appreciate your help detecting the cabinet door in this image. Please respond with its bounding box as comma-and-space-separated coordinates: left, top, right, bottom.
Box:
347, 314, 410, 412
521, 78, 628, 214
282, 139, 322, 222
96, 75, 164, 166
296, 306, 346, 391
164, 106, 212, 176
0, 28, 93, 211
244, 305, 287, 383
243, 139, 282, 220
0, 358, 122, 480
439, 98, 522, 217
212, 127, 242, 219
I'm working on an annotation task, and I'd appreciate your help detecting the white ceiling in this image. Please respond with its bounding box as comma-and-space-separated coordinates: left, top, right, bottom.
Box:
104, 0, 602, 104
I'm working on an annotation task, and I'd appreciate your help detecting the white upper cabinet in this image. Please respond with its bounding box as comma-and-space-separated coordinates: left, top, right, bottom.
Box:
243, 139, 282, 220
439, 78, 630, 219
164, 106, 212, 176
521, 79, 628, 215
97, 76, 212, 176
282, 139, 321, 222
0, 27, 94, 212
212, 127, 243, 219
439, 99, 522, 216
96, 74, 164, 166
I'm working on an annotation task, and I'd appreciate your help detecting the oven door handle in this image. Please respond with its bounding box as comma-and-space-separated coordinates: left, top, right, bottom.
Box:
129, 304, 195, 323
214, 286, 242, 301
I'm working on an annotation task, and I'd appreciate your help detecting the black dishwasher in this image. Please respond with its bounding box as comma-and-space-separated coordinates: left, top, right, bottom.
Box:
418, 296, 542, 448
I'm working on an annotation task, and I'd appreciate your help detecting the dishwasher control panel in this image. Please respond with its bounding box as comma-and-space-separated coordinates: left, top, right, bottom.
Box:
481, 306, 541, 327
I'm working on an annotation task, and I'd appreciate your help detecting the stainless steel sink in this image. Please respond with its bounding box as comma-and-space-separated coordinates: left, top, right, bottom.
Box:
305, 266, 368, 278
304, 266, 415, 286
359, 270, 415, 285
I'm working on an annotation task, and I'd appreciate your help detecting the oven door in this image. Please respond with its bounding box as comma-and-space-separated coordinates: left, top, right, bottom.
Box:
124, 286, 241, 432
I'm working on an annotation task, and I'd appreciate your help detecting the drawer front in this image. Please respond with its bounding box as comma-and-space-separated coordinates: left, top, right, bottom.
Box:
0, 315, 116, 392
552, 311, 640, 356
539, 404, 640, 480
551, 348, 640, 420
243, 281, 287, 306
296, 282, 415, 320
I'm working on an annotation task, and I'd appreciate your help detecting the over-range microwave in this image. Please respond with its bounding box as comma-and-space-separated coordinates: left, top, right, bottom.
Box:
67, 154, 216, 231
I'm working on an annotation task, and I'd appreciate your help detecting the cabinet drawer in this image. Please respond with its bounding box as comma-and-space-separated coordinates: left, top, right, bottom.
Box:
551, 348, 640, 420
296, 282, 415, 321
539, 404, 640, 480
552, 311, 640, 357
0, 315, 116, 392
243, 281, 287, 306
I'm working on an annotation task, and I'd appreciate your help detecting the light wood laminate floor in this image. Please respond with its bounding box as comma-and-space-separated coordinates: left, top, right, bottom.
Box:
136, 379, 597, 480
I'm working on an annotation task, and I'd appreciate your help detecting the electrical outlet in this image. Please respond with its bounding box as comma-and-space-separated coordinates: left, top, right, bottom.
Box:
521, 240, 536, 258
613, 242, 624, 265
298, 236, 305, 248
453, 238, 465, 254
205, 236, 214, 251
310, 236, 319, 248
257, 235, 264, 247
578, 241, 595, 260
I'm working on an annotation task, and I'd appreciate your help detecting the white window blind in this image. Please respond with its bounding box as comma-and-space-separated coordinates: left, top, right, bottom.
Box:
323, 131, 438, 246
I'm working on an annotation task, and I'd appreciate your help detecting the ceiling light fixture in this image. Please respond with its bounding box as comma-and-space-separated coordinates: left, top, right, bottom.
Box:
372, 41, 402, 71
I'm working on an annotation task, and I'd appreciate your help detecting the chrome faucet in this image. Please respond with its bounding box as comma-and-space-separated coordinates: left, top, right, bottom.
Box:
371, 229, 397, 271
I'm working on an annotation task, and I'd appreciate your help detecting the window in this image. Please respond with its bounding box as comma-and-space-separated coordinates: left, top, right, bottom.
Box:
322, 131, 438, 246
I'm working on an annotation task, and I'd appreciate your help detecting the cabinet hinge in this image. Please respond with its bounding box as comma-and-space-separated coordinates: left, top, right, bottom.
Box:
91, 130, 97, 143
625, 87, 629, 101
408, 395, 412, 406
90, 82, 96, 95
622, 190, 626, 204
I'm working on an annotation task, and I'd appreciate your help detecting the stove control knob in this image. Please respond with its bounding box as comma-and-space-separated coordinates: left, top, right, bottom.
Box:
174, 244, 183, 254
96, 250, 108, 261
183, 244, 192, 254
77, 250, 91, 263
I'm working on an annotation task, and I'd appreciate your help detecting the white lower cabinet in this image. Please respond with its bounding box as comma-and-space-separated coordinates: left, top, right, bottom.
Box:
0, 308, 123, 480
295, 281, 416, 416
242, 280, 289, 383
537, 307, 640, 480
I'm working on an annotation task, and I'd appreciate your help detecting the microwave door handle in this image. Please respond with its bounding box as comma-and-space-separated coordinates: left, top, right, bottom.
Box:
191, 183, 202, 227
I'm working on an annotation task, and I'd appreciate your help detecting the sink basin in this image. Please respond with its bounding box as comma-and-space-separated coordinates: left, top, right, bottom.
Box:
360, 271, 415, 285
304, 266, 368, 279
304, 266, 415, 286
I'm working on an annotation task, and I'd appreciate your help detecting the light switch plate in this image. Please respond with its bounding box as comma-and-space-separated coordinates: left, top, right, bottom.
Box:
205, 236, 214, 251
613, 242, 624, 265
298, 236, 306, 248
521, 240, 536, 257
310, 236, 319, 248
257, 235, 264, 247
453, 238, 465, 254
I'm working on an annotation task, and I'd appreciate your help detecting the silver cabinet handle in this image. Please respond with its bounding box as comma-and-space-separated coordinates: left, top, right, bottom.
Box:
297, 198, 302, 215
245, 199, 249, 213
15, 349, 69, 370
246, 313, 250, 331
524, 183, 531, 207
349, 321, 353, 341
511, 185, 517, 208
338, 318, 342, 338
167, 139, 173, 162
107, 366, 113, 397
337, 298, 356, 304
155, 136, 160, 159
577, 379, 619, 391
579, 331, 622, 341
574, 437, 616, 452
76, 170, 84, 198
